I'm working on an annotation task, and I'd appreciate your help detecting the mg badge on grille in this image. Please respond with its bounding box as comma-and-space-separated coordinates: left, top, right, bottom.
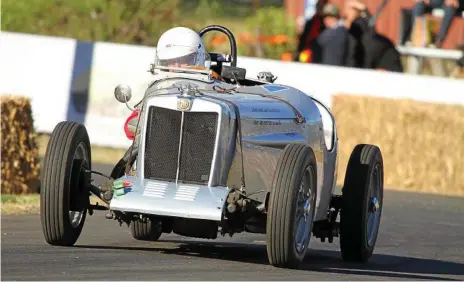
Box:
177, 97, 192, 111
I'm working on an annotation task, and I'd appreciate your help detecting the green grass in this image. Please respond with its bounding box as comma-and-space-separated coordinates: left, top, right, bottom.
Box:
1, 194, 41, 215
1, 0, 296, 59
1, 194, 40, 204
1, 0, 254, 47
1, 193, 107, 215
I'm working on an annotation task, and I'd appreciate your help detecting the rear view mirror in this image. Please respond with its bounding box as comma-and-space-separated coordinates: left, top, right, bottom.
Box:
114, 84, 132, 103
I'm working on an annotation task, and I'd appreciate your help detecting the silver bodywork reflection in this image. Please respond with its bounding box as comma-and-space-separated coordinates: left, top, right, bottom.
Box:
109, 71, 339, 222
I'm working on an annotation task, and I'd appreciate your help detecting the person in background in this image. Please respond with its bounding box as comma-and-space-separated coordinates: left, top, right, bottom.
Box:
410, 0, 462, 48
294, 0, 327, 63
315, 3, 358, 67
344, 0, 404, 72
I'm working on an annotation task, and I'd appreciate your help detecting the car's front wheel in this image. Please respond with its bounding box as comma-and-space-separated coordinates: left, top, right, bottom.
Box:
266, 144, 317, 269
40, 121, 91, 246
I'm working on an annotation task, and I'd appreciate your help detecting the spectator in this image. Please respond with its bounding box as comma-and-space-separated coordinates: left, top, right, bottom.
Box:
410, 0, 462, 48
315, 3, 358, 67
294, 0, 327, 63
344, 0, 404, 72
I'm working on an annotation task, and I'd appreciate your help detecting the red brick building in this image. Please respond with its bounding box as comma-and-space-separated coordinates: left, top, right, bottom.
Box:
284, 0, 464, 49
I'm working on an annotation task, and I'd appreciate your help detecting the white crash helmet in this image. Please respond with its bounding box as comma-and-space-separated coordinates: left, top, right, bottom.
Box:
154, 27, 211, 70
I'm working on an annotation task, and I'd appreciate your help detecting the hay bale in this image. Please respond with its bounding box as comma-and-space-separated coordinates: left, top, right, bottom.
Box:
1, 95, 40, 194
332, 94, 464, 197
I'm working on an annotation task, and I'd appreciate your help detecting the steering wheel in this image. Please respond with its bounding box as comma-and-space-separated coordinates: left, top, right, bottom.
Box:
199, 25, 238, 68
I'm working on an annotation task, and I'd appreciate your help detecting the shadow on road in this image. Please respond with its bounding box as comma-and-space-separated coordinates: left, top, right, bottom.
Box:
73, 240, 464, 281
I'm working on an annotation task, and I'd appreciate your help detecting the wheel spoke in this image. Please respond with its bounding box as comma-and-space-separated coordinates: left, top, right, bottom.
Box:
294, 166, 315, 254
366, 164, 382, 247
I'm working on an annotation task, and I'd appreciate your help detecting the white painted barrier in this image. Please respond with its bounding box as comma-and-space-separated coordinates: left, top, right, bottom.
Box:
397, 45, 463, 61
0, 32, 76, 134
1, 31, 463, 149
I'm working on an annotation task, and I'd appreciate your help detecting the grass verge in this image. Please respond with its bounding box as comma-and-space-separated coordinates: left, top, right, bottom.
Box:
1, 194, 41, 215
1, 193, 107, 215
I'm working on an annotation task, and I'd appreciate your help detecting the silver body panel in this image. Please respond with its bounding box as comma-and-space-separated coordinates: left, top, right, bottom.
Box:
109, 71, 338, 222
109, 176, 228, 221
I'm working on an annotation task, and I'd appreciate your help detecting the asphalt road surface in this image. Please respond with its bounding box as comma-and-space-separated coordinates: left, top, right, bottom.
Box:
2, 164, 464, 281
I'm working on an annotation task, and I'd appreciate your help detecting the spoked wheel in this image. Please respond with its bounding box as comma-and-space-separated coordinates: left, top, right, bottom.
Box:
40, 121, 92, 246
294, 166, 317, 254
266, 144, 317, 269
340, 144, 384, 262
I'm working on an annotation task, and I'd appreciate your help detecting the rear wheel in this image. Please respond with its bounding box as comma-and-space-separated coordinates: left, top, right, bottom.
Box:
340, 144, 384, 262
40, 121, 91, 246
266, 144, 317, 269
130, 219, 163, 241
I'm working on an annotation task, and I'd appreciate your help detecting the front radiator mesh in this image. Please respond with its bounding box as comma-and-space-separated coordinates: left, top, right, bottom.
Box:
144, 106, 218, 185
143, 106, 181, 181
178, 111, 218, 184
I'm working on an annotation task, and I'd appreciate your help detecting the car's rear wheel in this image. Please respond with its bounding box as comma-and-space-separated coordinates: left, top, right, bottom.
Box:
340, 144, 384, 262
130, 219, 163, 241
266, 144, 317, 269
40, 121, 91, 246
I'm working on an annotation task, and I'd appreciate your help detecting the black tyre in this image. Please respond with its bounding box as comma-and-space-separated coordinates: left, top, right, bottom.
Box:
340, 144, 384, 262
130, 219, 163, 241
40, 121, 91, 246
266, 144, 318, 269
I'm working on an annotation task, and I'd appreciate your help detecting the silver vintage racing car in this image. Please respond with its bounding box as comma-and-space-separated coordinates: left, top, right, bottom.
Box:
40, 25, 384, 269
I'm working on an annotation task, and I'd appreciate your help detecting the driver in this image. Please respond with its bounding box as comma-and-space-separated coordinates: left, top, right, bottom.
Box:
154, 26, 223, 81
156, 27, 206, 69
112, 27, 222, 178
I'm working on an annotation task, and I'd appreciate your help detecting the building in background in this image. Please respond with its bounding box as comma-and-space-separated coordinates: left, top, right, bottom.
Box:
284, 0, 464, 49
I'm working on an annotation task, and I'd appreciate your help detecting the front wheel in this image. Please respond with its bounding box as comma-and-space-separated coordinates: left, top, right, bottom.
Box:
40, 121, 92, 246
340, 144, 384, 262
266, 144, 318, 269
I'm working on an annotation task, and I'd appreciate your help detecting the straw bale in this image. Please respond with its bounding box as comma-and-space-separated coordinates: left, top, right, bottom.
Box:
1, 95, 40, 194
332, 94, 464, 197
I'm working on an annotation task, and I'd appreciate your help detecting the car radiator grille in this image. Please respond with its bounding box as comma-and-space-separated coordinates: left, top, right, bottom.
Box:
143, 106, 181, 182
143, 106, 218, 185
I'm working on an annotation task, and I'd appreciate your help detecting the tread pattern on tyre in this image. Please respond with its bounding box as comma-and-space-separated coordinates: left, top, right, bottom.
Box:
40, 121, 91, 246
131, 220, 162, 241
340, 143, 383, 262
266, 144, 317, 268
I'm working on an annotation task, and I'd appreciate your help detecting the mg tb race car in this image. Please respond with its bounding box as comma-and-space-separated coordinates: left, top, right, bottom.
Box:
40, 25, 384, 269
